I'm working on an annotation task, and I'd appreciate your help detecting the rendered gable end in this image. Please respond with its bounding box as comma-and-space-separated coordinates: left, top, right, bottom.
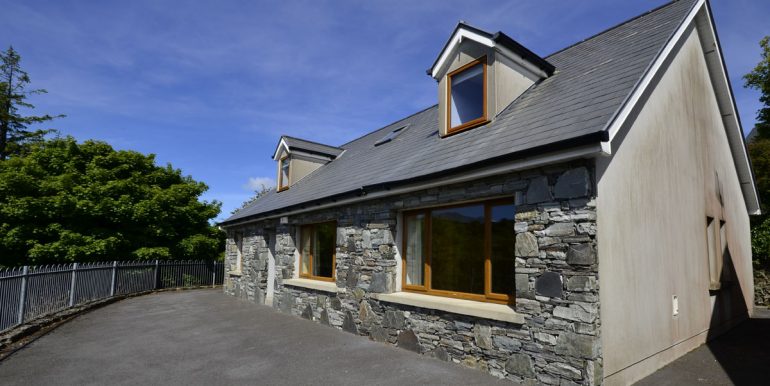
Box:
597, 17, 753, 386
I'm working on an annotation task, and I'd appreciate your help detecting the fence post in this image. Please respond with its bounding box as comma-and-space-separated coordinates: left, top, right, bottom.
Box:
154, 260, 160, 290
212, 261, 217, 288
110, 261, 118, 296
17, 266, 29, 324
68, 263, 78, 307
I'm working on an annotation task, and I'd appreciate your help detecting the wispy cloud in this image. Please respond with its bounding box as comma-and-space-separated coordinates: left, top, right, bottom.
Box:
1, 0, 766, 218
244, 177, 276, 191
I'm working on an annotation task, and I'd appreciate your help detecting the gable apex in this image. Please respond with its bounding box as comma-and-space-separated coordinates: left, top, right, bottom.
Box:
428, 22, 555, 80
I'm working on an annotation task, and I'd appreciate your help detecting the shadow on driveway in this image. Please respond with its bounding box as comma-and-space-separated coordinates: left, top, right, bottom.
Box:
0, 289, 506, 385
636, 307, 770, 385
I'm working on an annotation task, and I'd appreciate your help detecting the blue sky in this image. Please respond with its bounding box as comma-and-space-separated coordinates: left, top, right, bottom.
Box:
2, 0, 769, 221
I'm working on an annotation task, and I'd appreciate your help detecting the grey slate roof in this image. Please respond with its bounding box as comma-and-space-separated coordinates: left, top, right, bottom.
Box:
747, 128, 757, 143
223, 0, 698, 225
278, 136, 344, 158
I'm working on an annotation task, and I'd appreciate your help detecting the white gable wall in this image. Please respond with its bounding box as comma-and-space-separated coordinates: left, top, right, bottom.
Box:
597, 25, 753, 385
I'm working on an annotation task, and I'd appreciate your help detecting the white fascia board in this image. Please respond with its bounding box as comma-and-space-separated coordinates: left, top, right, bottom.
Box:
603, 0, 760, 215
699, 4, 761, 214
495, 45, 550, 79
272, 138, 290, 160
223, 144, 604, 227
431, 28, 495, 79
604, 0, 704, 144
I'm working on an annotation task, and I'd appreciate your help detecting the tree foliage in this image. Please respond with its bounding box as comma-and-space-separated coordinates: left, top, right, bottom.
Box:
232, 184, 272, 214
0, 46, 62, 160
746, 36, 770, 269
0, 137, 225, 266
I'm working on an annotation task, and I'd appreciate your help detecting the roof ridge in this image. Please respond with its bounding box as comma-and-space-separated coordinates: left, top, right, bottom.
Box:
339, 104, 438, 148
282, 135, 343, 150
545, 0, 682, 59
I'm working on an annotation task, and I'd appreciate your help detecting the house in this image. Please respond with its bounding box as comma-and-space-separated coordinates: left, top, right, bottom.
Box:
219, 0, 760, 384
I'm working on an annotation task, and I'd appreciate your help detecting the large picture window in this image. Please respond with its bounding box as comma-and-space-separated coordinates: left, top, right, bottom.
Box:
402, 199, 516, 304
300, 222, 337, 281
447, 56, 487, 135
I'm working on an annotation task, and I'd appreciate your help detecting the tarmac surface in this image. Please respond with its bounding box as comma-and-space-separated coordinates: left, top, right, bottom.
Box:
1, 288, 768, 385
0, 289, 506, 385
636, 307, 770, 386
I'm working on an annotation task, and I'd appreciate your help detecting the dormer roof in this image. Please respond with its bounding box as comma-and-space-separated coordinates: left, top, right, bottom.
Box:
272, 135, 344, 161
428, 22, 555, 80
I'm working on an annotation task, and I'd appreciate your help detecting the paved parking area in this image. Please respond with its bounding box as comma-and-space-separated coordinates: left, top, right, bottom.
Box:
636, 307, 770, 385
0, 289, 505, 385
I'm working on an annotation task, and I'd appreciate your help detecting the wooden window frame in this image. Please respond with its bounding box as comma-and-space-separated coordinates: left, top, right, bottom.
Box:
401, 198, 515, 305
299, 221, 337, 282
445, 56, 488, 136
277, 155, 291, 192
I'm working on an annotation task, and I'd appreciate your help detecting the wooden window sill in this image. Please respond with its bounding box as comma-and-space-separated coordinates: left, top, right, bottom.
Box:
284, 278, 343, 294
372, 292, 525, 325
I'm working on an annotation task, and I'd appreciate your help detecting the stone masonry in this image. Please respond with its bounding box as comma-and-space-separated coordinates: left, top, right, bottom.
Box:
224, 161, 601, 385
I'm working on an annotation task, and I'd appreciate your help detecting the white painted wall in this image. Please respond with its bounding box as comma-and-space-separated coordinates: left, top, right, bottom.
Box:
597, 27, 753, 385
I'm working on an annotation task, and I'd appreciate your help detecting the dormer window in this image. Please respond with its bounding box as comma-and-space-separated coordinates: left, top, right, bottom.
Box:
278, 155, 290, 192
429, 22, 554, 138
447, 56, 487, 134
273, 136, 343, 191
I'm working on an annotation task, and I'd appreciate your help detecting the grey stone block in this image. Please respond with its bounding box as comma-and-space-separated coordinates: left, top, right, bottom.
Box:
473, 324, 493, 350
554, 167, 590, 199
319, 308, 330, 326
555, 332, 600, 359
545, 222, 575, 237
526, 176, 552, 204
342, 311, 358, 334
505, 353, 535, 377
383, 310, 406, 330
567, 244, 595, 265
515, 232, 539, 257
369, 272, 389, 293
535, 272, 563, 298
301, 304, 313, 320
397, 330, 421, 353
370, 326, 389, 342
493, 335, 522, 352
431, 346, 450, 361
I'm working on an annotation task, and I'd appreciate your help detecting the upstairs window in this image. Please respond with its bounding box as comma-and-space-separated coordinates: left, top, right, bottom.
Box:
447, 56, 487, 134
300, 222, 337, 281
278, 156, 290, 192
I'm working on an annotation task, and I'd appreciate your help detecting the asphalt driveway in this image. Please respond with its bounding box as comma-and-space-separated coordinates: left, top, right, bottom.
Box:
0, 289, 505, 386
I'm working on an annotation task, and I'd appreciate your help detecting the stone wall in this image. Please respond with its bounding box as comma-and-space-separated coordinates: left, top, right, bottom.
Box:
224, 162, 602, 385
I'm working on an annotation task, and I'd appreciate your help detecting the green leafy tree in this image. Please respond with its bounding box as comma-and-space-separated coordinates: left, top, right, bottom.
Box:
745, 36, 770, 269
0, 137, 225, 267
0, 46, 62, 160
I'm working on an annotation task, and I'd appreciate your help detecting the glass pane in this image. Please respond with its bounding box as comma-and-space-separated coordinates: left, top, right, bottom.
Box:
300, 227, 311, 275
313, 223, 336, 278
280, 159, 290, 186
405, 214, 425, 286
431, 205, 485, 294
450, 63, 484, 128
490, 204, 516, 295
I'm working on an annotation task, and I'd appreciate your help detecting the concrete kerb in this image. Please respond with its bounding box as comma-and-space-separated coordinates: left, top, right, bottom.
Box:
0, 286, 221, 361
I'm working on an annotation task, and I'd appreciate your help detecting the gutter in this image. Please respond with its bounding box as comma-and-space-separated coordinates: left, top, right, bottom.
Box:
219, 132, 608, 228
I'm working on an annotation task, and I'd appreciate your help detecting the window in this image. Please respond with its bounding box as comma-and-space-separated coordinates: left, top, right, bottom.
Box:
447, 56, 487, 134
706, 217, 727, 291
299, 222, 337, 281
278, 156, 290, 191
402, 199, 515, 304
234, 233, 243, 273
374, 125, 407, 146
